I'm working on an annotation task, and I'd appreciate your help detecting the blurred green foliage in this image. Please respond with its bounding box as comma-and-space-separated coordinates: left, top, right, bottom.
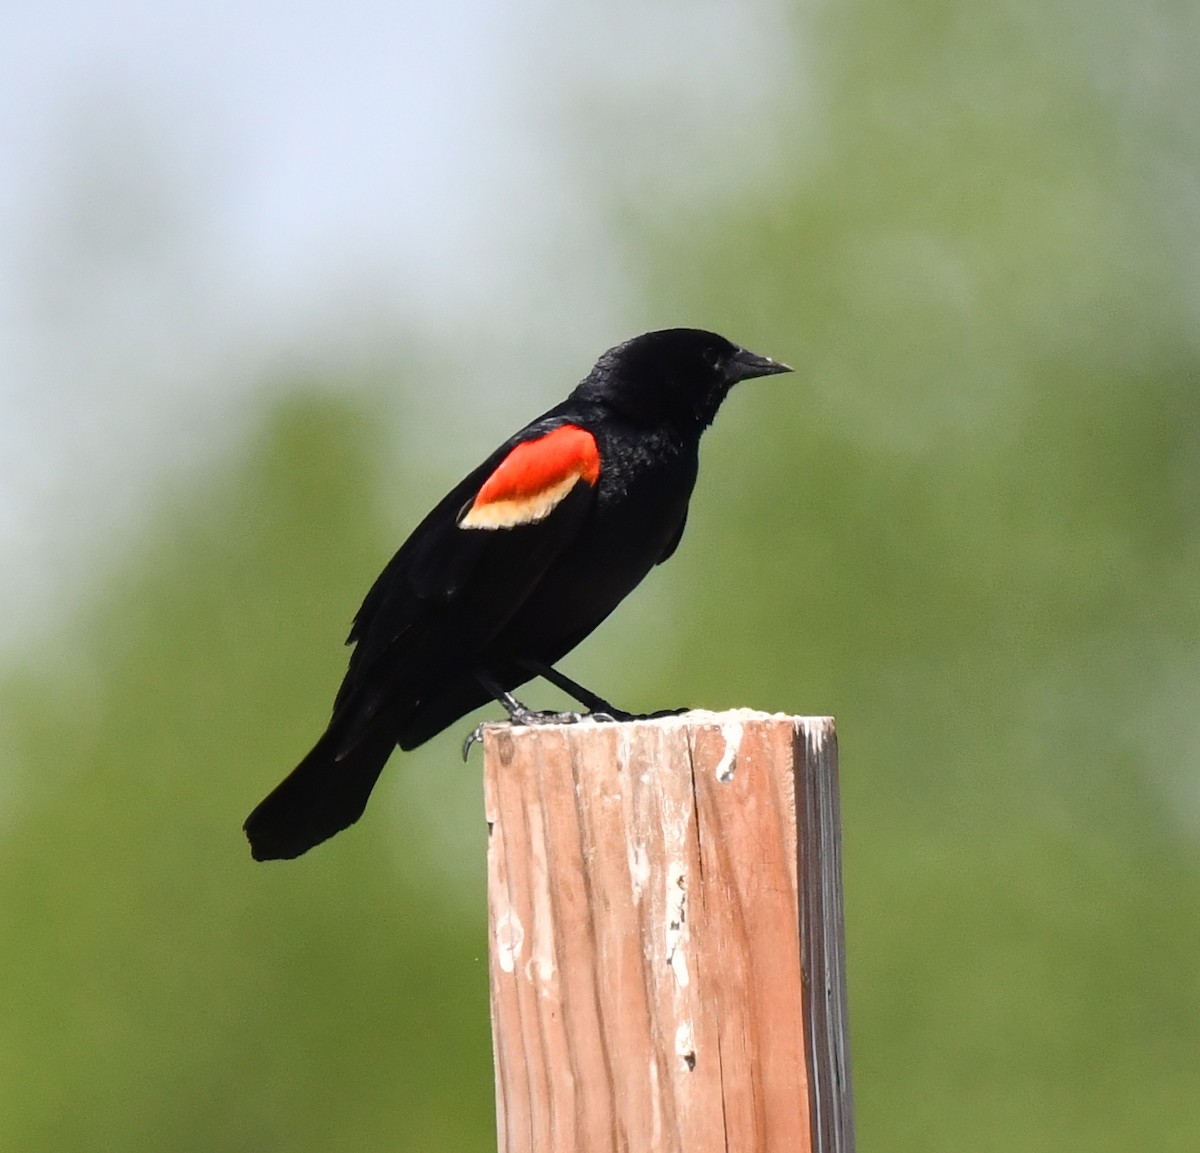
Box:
3, 1, 1200, 1150
0, 400, 496, 1151
643, 3, 1200, 1148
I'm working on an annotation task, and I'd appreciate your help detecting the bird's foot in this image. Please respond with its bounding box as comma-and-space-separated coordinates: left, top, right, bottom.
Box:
633, 706, 691, 721
462, 707, 633, 760
510, 705, 589, 727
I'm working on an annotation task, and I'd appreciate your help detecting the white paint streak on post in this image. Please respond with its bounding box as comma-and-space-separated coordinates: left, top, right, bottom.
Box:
493, 909, 524, 974
714, 717, 742, 782
627, 839, 651, 905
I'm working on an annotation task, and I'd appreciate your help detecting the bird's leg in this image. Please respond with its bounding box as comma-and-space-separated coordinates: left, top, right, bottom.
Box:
517, 659, 627, 719
521, 660, 692, 724
463, 667, 693, 759
475, 671, 589, 725
462, 671, 592, 759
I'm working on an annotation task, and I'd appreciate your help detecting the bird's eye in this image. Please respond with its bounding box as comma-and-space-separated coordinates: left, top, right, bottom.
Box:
703, 347, 724, 371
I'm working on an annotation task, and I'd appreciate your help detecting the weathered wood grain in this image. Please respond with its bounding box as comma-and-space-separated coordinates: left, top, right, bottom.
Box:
483, 710, 852, 1153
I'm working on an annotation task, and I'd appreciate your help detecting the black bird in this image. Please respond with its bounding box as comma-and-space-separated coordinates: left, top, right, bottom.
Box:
244, 328, 790, 860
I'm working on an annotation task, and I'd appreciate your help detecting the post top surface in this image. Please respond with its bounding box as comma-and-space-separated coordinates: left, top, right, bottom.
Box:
478, 708, 835, 746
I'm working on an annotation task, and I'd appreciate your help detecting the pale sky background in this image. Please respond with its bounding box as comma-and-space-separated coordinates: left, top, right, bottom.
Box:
0, 0, 797, 654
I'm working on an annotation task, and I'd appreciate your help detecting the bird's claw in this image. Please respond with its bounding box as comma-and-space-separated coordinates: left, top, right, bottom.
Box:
462, 723, 489, 761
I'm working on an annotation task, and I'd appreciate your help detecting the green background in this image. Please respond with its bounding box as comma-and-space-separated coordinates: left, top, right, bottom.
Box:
2, 2, 1198, 1149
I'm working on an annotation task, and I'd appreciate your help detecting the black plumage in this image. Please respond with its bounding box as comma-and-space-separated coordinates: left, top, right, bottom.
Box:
244, 328, 790, 860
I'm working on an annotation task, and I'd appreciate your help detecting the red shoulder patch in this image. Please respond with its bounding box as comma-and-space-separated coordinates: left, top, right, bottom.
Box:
459, 424, 601, 530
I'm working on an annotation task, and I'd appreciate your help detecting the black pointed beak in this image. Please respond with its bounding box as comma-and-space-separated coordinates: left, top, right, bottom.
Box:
726, 345, 792, 384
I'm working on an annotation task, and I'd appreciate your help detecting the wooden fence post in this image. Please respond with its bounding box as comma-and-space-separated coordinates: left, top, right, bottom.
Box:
482, 710, 854, 1153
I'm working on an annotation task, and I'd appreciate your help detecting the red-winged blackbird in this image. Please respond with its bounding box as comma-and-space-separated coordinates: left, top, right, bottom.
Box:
244, 328, 790, 860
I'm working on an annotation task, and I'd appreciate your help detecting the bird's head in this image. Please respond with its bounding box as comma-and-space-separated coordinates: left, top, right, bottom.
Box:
576, 328, 792, 431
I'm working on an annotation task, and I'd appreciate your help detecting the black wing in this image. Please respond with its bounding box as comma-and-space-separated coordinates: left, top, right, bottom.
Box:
330, 413, 598, 737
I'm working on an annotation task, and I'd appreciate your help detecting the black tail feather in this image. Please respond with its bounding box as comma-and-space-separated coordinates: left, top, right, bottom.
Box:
244, 721, 397, 861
